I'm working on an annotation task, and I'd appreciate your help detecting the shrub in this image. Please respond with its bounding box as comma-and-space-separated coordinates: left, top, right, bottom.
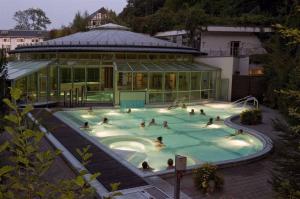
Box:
240, 109, 262, 125
193, 163, 224, 194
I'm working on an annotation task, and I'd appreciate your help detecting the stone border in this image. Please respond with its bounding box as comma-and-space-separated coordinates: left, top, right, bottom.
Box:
53, 103, 273, 178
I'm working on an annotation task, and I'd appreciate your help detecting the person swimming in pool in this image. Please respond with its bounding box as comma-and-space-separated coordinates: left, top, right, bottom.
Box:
205, 118, 213, 127
101, 117, 109, 124
215, 116, 222, 121
140, 121, 146, 128
80, 122, 90, 129
182, 103, 187, 109
189, 109, 195, 115
200, 109, 206, 115
149, 118, 156, 126
140, 161, 154, 171
163, 121, 170, 129
167, 158, 175, 170
155, 136, 166, 147
127, 108, 131, 113
228, 129, 244, 137
236, 129, 244, 135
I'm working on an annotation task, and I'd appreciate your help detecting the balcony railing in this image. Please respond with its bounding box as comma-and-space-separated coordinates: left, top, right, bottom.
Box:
201, 47, 266, 57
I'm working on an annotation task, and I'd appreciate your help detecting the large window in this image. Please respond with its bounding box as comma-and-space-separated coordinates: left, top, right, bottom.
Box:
178, 72, 190, 91
87, 68, 99, 82
201, 72, 210, 90
165, 72, 176, 91
191, 72, 201, 90
87, 68, 100, 91
133, 73, 147, 90
118, 72, 132, 90
60, 68, 72, 83
73, 68, 85, 83
149, 73, 162, 90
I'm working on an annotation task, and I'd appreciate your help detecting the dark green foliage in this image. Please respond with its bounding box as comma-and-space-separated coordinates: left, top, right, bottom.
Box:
119, 0, 295, 35
272, 119, 300, 198
0, 49, 8, 133
14, 8, 51, 30
193, 163, 224, 194
240, 109, 262, 125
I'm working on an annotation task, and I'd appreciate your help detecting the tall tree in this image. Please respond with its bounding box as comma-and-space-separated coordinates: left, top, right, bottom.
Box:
14, 8, 51, 30
71, 11, 89, 32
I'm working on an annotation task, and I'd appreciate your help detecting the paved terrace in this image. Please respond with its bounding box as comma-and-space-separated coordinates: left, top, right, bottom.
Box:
31, 109, 148, 191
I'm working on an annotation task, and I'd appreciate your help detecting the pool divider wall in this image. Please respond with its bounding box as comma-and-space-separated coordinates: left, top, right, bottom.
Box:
53, 104, 274, 178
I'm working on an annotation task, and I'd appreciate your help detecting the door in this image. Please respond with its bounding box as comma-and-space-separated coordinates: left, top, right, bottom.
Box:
230, 41, 240, 56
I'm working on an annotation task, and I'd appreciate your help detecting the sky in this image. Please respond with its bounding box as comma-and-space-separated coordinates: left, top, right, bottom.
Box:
0, 0, 127, 30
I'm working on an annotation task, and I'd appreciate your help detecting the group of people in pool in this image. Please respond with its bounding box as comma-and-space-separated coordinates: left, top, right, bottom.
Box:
140, 119, 169, 129
140, 158, 175, 171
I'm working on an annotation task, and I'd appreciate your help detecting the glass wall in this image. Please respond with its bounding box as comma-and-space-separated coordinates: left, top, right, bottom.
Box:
118, 72, 132, 90
49, 66, 58, 101
12, 56, 219, 105
149, 73, 162, 90
133, 73, 147, 90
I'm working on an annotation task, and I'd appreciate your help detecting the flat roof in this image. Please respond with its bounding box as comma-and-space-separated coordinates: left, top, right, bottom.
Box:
115, 61, 218, 72
0, 30, 48, 38
155, 26, 273, 37
7, 60, 53, 80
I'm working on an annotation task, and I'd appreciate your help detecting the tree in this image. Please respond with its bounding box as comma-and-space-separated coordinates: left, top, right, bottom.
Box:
0, 49, 8, 132
270, 7, 300, 198
14, 8, 51, 30
0, 88, 102, 198
71, 11, 89, 32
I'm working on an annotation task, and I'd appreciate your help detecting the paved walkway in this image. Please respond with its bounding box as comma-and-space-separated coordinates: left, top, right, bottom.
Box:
32, 109, 148, 191
163, 106, 283, 199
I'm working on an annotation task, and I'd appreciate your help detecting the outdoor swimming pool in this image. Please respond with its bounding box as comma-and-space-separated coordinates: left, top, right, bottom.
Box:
55, 104, 264, 172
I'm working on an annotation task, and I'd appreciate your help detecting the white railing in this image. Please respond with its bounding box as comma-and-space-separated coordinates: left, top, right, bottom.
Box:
231, 95, 259, 109
202, 47, 266, 57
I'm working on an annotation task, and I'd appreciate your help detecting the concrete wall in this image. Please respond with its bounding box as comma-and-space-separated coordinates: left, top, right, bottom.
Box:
195, 56, 235, 101
238, 57, 250, 75
201, 32, 264, 55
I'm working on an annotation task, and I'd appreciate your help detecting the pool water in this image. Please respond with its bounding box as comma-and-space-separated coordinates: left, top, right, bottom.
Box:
55, 104, 264, 172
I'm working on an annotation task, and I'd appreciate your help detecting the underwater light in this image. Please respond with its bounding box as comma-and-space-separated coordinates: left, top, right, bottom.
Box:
81, 114, 94, 119
207, 124, 221, 129
106, 111, 121, 116
110, 141, 146, 152
228, 139, 250, 147
158, 109, 170, 113
205, 103, 233, 109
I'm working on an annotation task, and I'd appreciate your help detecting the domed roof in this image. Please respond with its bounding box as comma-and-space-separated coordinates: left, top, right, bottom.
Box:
13, 23, 200, 54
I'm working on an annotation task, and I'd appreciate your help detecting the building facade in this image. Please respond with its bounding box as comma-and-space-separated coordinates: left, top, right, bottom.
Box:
0, 30, 48, 54
8, 24, 221, 107
87, 8, 112, 29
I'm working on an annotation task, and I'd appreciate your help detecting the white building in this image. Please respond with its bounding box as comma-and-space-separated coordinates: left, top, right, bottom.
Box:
87, 8, 111, 29
155, 26, 273, 100
0, 30, 48, 54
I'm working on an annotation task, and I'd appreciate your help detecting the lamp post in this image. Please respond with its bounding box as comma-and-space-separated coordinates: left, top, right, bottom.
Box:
174, 155, 187, 199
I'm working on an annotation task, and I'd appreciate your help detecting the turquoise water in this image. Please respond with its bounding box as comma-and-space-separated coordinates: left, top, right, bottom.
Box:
55, 104, 263, 172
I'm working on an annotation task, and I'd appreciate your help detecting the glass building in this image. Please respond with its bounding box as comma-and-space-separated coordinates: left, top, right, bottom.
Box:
8, 23, 221, 107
